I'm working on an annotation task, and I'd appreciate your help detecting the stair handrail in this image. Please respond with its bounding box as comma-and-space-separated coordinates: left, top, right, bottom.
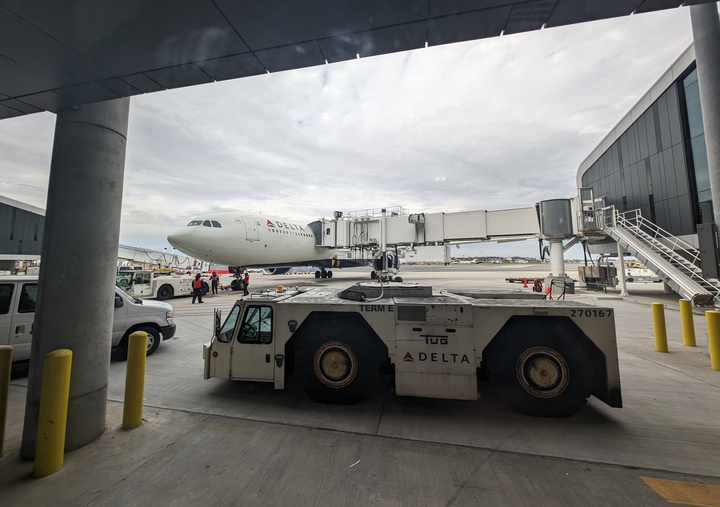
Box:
614, 209, 702, 267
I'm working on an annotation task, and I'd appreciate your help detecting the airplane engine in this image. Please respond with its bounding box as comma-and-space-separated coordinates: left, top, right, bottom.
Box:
263, 268, 291, 275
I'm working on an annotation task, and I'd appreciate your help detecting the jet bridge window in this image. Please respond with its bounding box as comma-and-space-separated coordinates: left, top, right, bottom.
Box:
211, 221, 222, 228
202, 220, 212, 227
239, 306, 273, 344
187, 220, 203, 226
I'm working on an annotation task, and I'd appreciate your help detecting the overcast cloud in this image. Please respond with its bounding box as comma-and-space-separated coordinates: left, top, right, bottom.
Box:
0, 8, 695, 259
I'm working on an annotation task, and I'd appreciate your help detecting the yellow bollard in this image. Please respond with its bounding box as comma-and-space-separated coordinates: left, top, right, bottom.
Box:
34, 349, 72, 478
679, 299, 697, 347
0, 345, 12, 457
652, 302, 669, 353
122, 331, 148, 429
706, 311, 720, 371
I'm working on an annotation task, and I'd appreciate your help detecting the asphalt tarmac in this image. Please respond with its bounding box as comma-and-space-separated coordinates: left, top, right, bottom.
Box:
2, 264, 720, 506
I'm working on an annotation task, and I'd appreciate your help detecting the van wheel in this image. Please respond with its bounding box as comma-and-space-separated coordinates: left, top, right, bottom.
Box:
157, 284, 174, 300
115, 326, 161, 361
485, 320, 594, 417
297, 320, 379, 404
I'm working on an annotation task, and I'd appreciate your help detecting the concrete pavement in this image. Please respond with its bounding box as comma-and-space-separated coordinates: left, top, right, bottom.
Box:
3, 264, 720, 506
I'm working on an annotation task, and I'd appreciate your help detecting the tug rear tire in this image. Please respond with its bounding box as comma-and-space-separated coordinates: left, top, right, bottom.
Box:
485, 319, 594, 417
296, 320, 379, 404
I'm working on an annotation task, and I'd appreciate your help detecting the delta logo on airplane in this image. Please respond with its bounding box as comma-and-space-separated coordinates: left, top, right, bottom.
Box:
267, 219, 306, 232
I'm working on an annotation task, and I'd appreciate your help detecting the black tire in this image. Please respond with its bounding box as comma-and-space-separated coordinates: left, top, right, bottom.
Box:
393, 277, 403, 282
157, 284, 174, 300
296, 320, 379, 404
371, 271, 377, 279
314, 271, 321, 279
485, 320, 594, 417
201, 281, 209, 295
114, 326, 161, 361
327, 270, 333, 279
321, 271, 327, 279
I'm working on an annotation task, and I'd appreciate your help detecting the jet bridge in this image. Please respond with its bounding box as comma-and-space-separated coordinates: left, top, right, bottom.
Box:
310, 199, 581, 288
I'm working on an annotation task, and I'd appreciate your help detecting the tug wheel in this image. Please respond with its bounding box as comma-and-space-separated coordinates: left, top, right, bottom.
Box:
157, 284, 173, 300
297, 320, 379, 404
485, 319, 594, 417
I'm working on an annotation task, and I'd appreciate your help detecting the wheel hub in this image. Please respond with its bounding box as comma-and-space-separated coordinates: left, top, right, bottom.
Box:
516, 347, 569, 398
314, 341, 357, 388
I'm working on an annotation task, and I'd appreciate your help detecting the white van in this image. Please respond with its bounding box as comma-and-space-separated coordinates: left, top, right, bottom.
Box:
0, 275, 176, 363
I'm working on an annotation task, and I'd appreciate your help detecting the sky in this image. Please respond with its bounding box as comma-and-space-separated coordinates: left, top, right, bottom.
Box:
0, 7, 697, 261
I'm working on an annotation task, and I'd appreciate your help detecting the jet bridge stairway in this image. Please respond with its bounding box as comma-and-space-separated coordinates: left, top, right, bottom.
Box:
601, 208, 720, 305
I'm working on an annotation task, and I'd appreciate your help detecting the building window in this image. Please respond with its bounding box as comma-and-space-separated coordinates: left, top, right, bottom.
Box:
681, 66, 713, 225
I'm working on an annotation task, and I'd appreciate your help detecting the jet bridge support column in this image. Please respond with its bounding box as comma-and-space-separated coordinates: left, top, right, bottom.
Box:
21, 98, 130, 459
549, 240, 566, 278
539, 199, 575, 294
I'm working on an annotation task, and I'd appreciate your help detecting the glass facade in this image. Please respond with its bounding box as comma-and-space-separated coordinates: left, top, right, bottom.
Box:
581, 62, 710, 238
0, 202, 44, 255
681, 67, 712, 224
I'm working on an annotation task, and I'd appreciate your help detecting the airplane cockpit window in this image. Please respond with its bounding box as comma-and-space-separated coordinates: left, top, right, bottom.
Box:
211, 221, 222, 228
202, 220, 212, 227
187, 220, 203, 226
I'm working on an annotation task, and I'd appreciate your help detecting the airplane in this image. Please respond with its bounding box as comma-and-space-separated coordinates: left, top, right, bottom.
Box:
166, 212, 394, 280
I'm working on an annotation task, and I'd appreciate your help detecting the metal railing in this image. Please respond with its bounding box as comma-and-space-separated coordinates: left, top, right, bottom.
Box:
613, 209, 702, 268
599, 206, 719, 303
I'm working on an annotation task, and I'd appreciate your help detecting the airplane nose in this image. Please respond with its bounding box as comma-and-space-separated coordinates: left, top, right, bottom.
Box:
167, 228, 194, 252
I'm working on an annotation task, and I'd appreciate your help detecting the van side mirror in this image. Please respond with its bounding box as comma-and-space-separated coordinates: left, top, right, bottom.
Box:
114, 294, 123, 308
214, 308, 221, 338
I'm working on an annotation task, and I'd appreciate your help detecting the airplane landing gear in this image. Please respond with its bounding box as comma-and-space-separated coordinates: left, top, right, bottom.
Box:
316, 268, 333, 279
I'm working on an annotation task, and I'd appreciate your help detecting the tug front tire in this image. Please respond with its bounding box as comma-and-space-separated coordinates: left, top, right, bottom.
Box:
296, 320, 379, 404
485, 319, 594, 417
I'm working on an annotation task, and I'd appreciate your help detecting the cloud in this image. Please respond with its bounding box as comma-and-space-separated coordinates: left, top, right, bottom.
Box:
0, 8, 694, 260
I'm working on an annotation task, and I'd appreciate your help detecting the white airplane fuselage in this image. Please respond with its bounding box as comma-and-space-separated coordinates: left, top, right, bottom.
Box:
167, 212, 361, 269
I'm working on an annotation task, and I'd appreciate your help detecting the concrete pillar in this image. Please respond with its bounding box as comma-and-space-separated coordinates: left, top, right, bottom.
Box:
548, 239, 566, 277
21, 98, 130, 459
690, 3, 720, 228
617, 243, 628, 297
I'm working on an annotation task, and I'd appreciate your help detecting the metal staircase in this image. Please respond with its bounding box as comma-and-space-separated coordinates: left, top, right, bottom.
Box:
600, 208, 720, 305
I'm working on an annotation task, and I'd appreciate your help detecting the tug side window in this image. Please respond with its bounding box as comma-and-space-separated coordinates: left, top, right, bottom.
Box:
218, 306, 241, 343
239, 306, 273, 344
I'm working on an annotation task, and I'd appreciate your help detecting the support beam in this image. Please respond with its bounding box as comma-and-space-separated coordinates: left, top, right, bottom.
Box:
549, 239, 566, 277
690, 3, 720, 229
21, 98, 130, 459
617, 243, 629, 297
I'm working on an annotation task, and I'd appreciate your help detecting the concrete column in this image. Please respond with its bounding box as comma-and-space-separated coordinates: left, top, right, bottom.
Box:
690, 3, 720, 228
21, 98, 130, 459
617, 243, 628, 297
548, 239, 566, 277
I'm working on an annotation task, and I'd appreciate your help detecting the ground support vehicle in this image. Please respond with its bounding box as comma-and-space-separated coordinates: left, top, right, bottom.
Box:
116, 269, 209, 300
203, 282, 622, 417
0, 275, 175, 362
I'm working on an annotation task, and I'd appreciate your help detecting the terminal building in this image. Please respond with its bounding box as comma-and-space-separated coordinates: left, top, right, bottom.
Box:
577, 43, 709, 252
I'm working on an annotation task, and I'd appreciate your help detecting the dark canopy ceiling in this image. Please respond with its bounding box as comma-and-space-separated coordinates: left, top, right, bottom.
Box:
0, 0, 711, 120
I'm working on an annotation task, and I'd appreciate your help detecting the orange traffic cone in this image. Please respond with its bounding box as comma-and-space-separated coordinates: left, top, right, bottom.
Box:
523, 278, 528, 287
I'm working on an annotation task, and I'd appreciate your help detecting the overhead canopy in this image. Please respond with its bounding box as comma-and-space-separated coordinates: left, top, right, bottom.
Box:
0, 0, 711, 119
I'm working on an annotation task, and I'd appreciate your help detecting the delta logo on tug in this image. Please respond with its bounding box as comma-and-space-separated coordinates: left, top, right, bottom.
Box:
402, 351, 470, 363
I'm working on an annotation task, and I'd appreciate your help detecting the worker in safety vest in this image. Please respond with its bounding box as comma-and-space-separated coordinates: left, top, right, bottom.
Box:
192, 273, 204, 304
243, 271, 250, 296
